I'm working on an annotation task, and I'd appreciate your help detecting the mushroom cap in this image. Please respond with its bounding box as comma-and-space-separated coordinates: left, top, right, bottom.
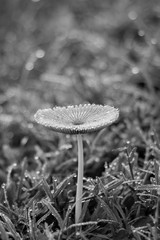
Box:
34, 104, 119, 134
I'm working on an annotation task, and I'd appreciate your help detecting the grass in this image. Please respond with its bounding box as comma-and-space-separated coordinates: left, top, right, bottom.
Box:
0, 0, 160, 239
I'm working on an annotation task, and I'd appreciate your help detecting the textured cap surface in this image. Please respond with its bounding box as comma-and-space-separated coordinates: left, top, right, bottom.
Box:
34, 104, 119, 134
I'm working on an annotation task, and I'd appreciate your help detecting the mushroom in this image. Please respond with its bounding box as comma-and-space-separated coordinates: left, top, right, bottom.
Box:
34, 104, 119, 223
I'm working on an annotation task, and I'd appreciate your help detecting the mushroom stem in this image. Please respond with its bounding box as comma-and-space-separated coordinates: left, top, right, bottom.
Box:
75, 134, 84, 223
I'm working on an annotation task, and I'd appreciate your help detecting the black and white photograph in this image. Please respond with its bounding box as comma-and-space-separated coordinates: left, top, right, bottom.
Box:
0, 1, 160, 239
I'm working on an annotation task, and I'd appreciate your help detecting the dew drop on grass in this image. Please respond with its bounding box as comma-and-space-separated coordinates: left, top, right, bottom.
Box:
128, 11, 137, 21
138, 30, 145, 37
1, 183, 5, 189
21, 137, 28, 146
36, 49, 45, 58
25, 62, 34, 71
132, 67, 139, 74
76, 232, 80, 237
34, 156, 39, 161
13, 163, 17, 167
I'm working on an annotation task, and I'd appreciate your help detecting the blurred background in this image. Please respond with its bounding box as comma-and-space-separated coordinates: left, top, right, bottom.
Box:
1, 0, 160, 105
0, 0, 160, 179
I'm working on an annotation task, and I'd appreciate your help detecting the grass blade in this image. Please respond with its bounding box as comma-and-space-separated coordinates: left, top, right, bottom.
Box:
41, 199, 63, 229
0, 222, 9, 240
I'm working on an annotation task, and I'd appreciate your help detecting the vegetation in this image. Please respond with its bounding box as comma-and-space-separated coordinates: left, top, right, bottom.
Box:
0, 0, 160, 239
